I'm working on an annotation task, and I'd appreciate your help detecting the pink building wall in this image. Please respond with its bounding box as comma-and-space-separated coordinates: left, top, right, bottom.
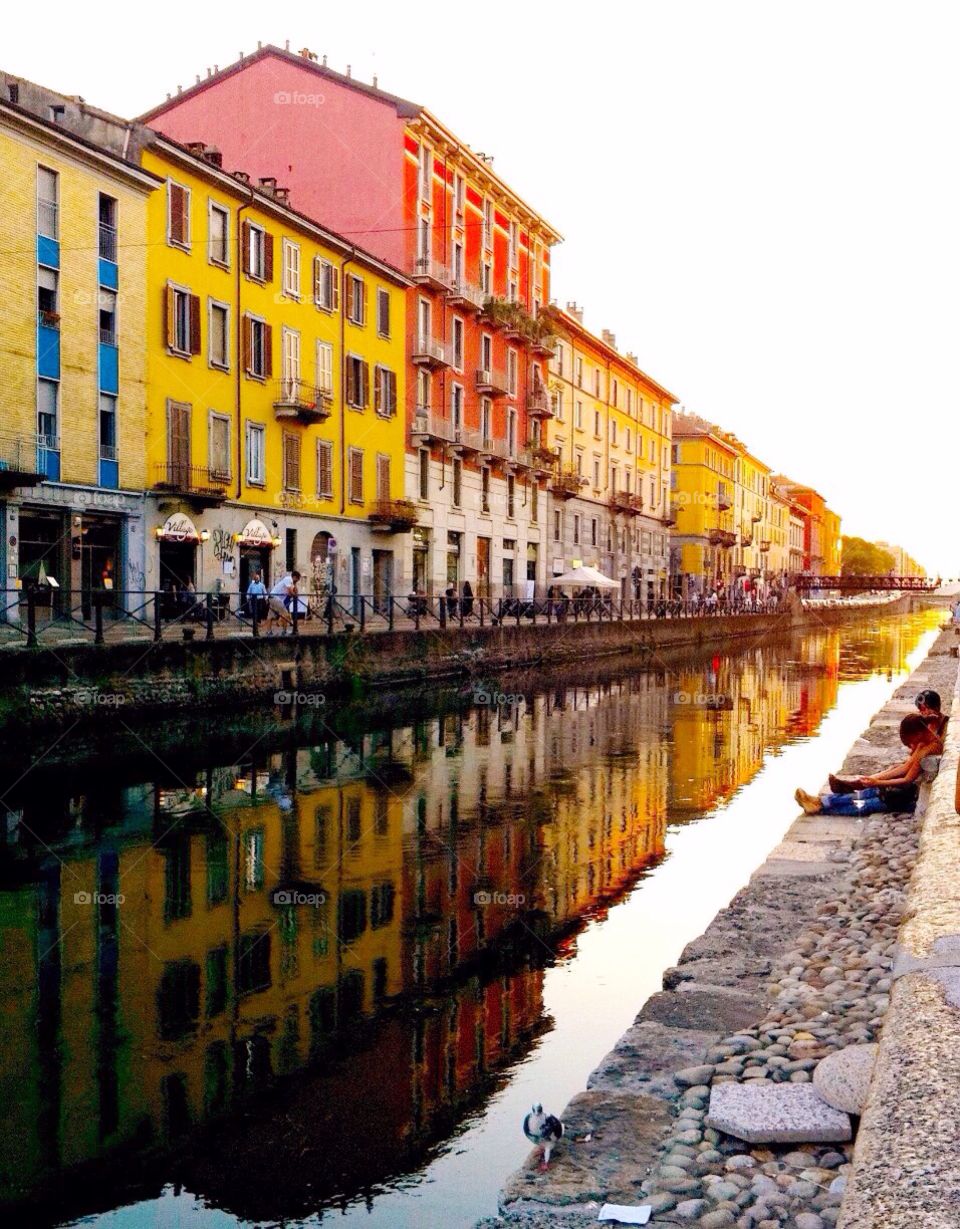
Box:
145, 55, 408, 269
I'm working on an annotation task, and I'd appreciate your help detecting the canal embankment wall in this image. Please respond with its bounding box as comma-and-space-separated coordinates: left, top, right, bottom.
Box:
0, 595, 922, 734
482, 620, 959, 1229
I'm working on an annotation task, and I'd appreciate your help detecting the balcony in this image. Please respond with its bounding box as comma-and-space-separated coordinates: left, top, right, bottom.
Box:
529, 444, 560, 472
551, 469, 587, 500
526, 384, 553, 418
0, 432, 47, 492
759, 540, 771, 553
410, 257, 452, 291
412, 333, 449, 368
475, 366, 508, 396
153, 462, 229, 508
411, 411, 455, 446
273, 378, 332, 424
717, 491, 732, 511
708, 528, 737, 548
741, 532, 754, 547
530, 332, 557, 359
369, 498, 418, 532
447, 278, 485, 313
751, 513, 763, 524
449, 425, 484, 456
609, 489, 635, 515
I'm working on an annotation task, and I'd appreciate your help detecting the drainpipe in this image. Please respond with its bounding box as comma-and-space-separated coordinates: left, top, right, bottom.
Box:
339, 249, 356, 517
235, 188, 254, 501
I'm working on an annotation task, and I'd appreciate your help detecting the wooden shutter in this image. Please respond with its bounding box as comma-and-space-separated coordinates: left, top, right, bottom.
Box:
386, 370, 397, 416
168, 402, 190, 473
263, 231, 274, 282
346, 358, 356, 406
359, 361, 369, 408
262, 323, 273, 378
169, 184, 186, 245
240, 220, 251, 274
378, 289, 389, 335
241, 314, 251, 372
377, 454, 390, 500
345, 276, 355, 321
373, 365, 383, 415
284, 433, 301, 490
357, 279, 365, 324
164, 285, 175, 348
349, 449, 363, 503
331, 265, 340, 310
314, 256, 322, 305
188, 294, 201, 355
317, 440, 332, 497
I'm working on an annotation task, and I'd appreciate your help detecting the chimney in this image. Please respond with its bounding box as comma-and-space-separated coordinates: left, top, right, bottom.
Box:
274, 186, 290, 204
185, 140, 206, 157
601, 329, 617, 350
285, 39, 290, 51
322, 54, 328, 66
233, 170, 250, 184
372, 74, 378, 88
625, 351, 638, 366
202, 146, 223, 168
299, 47, 318, 61
346, 64, 352, 77
565, 301, 583, 323
258, 175, 278, 195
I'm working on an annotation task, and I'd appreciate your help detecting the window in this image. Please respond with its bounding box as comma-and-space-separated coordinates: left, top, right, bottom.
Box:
348, 447, 364, 504
246, 421, 265, 485
242, 221, 271, 281
38, 377, 58, 444
346, 355, 369, 408
315, 439, 334, 498
508, 220, 518, 268
165, 285, 200, 357
417, 368, 431, 411
242, 315, 271, 378
481, 467, 490, 513
418, 449, 429, 500
419, 142, 432, 202
376, 454, 391, 500
282, 238, 301, 297
99, 392, 117, 460
573, 514, 581, 546
209, 301, 229, 369
314, 257, 340, 310
166, 180, 190, 248
281, 327, 301, 383
610, 419, 617, 445
553, 509, 562, 542
481, 259, 492, 295
99, 194, 117, 261
283, 432, 301, 492
594, 410, 601, 437
377, 288, 390, 337
611, 378, 618, 407
575, 400, 583, 429
37, 267, 58, 324
553, 389, 563, 422
453, 172, 465, 217
575, 356, 583, 388
594, 369, 601, 397
345, 274, 366, 325
99, 289, 117, 345
452, 459, 462, 507
507, 349, 518, 396
482, 198, 493, 248
316, 340, 333, 393
209, 413, 231, 480
452, 317, 464, 370
591, 517, 598, 547
506, 475, 516, 519
374, 365, 397, 417
531, 481, 539, 523
593, 459, 601, 489
480, 333, 493, 370
208, 201, 229, 266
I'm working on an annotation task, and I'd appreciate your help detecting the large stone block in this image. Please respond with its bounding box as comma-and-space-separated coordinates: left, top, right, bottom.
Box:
705, 1082, 851, 1144
812, 1044, 878, 1115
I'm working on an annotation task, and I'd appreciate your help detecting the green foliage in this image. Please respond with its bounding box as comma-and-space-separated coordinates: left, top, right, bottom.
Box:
841, 535, 895, 576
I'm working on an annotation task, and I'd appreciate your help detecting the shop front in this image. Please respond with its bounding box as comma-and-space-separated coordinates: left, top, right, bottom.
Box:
236, 518, 278, 611
411, 527, 430, 595
156, 512, 201, 616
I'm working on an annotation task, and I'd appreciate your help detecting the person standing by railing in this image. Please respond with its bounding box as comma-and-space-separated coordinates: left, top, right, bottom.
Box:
246, 570, 267, 621
266, 571, 301, 636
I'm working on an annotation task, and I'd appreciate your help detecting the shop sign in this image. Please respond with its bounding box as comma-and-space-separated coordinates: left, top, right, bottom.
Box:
236, 518, 274, 548
158, 513, 200, 543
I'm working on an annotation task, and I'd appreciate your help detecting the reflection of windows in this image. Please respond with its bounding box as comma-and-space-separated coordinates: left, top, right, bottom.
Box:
157, 959, 200, 1039
346, 795, 362, 844
205, 945, 228, 1016
370, 881, 395, 928
373, 957, 388, 1003
204, 1040, 229, 1116
340, 969, 365, 1019
244, 828, 264, 890
238, 931, 271, 994
309, 987, 336, 1053
163, 840, 191, 922
206, 831, 228, 905
338, 889, 367, 943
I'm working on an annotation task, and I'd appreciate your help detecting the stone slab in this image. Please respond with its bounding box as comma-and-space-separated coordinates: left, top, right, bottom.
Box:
751, 859, 839, 878
588, 1022, 718, 1100
705, 1081, 852, 1144
637, 988, 764, 1034
784, 816, 863, 843
767, 840, 838, 862
891, 932, 960, 979
812, 1044, 878, 1114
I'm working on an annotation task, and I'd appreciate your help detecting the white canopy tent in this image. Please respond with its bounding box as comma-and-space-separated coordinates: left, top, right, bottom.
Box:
551, 565, 620, 590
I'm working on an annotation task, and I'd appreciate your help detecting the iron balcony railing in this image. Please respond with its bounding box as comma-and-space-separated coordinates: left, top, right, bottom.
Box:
410, 257, 452, 289
99, 222, 118, 262
412, 334, 448, 366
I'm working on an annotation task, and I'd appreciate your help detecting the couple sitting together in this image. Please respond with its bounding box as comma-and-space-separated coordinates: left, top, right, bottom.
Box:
795, 689, 947, 817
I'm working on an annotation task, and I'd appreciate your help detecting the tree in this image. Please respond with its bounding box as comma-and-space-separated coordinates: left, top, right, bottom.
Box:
841, 536, 895, 576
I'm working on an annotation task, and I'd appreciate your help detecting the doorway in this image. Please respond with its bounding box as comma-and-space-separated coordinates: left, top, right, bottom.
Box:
350, 547, 361, 615
240, 548, 271, 613
372, 550, 394, 613
80, 517, 122, 618
476, 536, 490, 598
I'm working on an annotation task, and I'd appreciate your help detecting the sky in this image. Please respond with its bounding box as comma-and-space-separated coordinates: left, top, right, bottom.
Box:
7, 0, 957, 574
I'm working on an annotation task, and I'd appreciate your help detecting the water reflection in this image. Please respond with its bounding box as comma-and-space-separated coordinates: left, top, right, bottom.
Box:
0, 612, 937, 1226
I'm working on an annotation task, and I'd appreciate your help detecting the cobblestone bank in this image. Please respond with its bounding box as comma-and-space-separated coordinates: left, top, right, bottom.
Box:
482, 627, 957, 1229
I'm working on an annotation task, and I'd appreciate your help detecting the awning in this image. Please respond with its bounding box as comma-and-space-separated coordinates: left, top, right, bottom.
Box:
236, 518, 275, 547
157, 513, 200, 543
551, 565, 620, 589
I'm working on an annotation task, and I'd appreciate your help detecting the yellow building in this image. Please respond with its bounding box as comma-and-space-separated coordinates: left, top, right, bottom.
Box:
546, 305, 677, 601
669, 412, 738, 595
0, 95, 156, 615
767, 484, 793, 580
140, 134, 411, 601
823, 508, 842, 575
733, 448, 772, 585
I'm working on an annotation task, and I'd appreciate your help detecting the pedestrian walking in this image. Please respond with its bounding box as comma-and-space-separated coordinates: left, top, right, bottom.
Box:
266, 570, 301, 635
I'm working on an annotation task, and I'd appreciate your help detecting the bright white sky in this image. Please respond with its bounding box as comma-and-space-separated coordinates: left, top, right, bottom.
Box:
8, 1, 957, 575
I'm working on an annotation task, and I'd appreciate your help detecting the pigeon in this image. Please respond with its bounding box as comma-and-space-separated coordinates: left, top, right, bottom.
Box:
523, 1103, 564, 1169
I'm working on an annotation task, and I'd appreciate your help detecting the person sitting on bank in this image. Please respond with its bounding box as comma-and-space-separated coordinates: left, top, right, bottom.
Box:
795, 714, 941, 816
266, 570, 301, 635
916, 688, 949, 742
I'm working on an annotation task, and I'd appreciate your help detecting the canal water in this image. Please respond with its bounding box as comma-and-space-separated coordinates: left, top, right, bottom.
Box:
0, 608, 942, 1229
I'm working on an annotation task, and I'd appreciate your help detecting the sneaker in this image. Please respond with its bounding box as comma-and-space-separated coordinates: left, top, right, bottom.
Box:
828, 774, 857, 794
795, 787, 822, 815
